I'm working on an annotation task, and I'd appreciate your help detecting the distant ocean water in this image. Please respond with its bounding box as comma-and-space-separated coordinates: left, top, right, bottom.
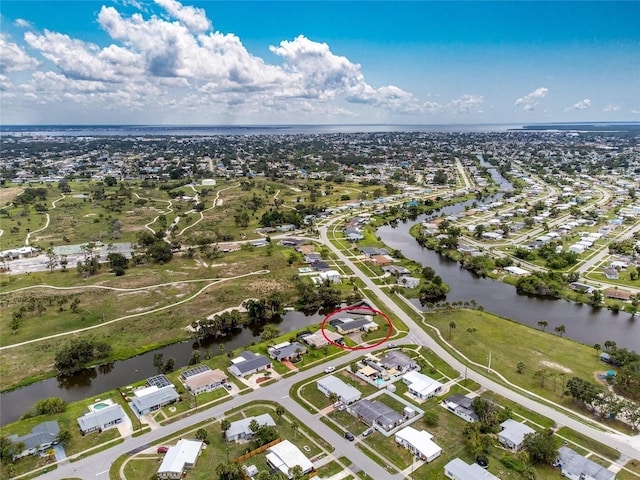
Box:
1, 122, 637, 137
1, 124, 523, 137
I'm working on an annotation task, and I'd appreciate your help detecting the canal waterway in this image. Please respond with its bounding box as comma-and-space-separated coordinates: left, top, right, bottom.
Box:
376, 209, 640, 353
0, 310, 324, 425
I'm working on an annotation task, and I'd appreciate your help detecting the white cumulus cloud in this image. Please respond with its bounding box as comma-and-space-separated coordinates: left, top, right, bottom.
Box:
515, 87, 548, 111
565, 98, 591, 111
603, 104, 620, 112
154, 0, 211, 33
0, 34, 39, 72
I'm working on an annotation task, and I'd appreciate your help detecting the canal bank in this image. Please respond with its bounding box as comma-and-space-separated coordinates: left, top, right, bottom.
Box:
0, 309, 324, 425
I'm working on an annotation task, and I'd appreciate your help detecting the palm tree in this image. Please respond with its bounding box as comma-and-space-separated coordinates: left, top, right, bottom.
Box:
290, 421, 299, 438
554, 324, 566, 337
448, 321, 457, 339
537, 320, 549, 331
593, 343, 601, 357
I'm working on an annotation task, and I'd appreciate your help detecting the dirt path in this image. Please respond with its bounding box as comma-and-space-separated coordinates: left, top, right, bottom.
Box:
0, 269, 269, 351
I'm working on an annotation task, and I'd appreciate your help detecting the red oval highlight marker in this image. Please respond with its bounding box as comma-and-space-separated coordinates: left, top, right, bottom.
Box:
320, 305, 393, 351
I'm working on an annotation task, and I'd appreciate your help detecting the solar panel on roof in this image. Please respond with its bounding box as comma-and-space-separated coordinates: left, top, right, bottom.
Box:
180, 365, 212, 380
147, 374, 171, 388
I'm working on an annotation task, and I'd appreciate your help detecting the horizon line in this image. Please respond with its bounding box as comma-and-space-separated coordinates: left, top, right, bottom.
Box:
2, 120, 639, 128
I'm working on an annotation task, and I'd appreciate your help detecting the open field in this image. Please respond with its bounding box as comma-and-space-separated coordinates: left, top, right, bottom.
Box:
418, 309, 608, 408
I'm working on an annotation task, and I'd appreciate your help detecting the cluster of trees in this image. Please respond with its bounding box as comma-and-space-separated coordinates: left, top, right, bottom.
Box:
564, 376, 640, 428
54, 339, 112, 374
418, 266, 449, 302
135, 231, 173, 264
295, 281, 342, 311
21, 397, 67, 419
515, 272, 564, 298
259, 209, 302, 228
153, 353, 176, 374
192, 310, 242, 339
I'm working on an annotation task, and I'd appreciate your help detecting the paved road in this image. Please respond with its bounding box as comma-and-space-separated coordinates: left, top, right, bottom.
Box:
36, 347, 399, 480
317, 222, 640, 458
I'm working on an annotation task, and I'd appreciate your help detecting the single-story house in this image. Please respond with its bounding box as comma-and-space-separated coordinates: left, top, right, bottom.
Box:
382, 265, 411, 276
348, 399, 404, 432
556, 446, 615, 480
157, 439, 204, 479
225, 414, 276, 442
317, 376, 361, 404
77, 403, 126, 434
304, 253, 323, 263
402, 371, 443, 399
379, 350, 417, 373
310, 260, 332, 271
228, 351, 272, 377
481, 231, 503, 241
318, 270, 342, 284
370, 254, 394, 266
296, 244, 315, 255
9, 421, 60, 459
443, 394, 479, 422
498, 419, 535, 451
444, 458, 499, 480
301, 329, 343, 348
602, 267, 619, 280
268, 341, 307, 362
181, 367, 228, 395
395, 426, 442, 462
604, 288, 631, 301
265, 440, 314, 478
359, 247, 388, 258
397, 276, 420, 288
333, 317, 378, 334
504, 266, 530, 276
132, 385, 179, 415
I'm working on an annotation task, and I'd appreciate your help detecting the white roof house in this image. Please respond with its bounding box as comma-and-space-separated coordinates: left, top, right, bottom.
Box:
265, 440, 314, 478
444, 458, 499, 480
157, 439, 204, 479
225, 414, 276, 442
317, 376, 361, 404
402, 370, 443, 399
395, 426, 442, 462
504, 266, 530, 276
498, 419, 535, 451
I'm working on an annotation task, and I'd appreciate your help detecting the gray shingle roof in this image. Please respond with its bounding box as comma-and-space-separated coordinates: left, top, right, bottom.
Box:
77, 404, 126, 432
231, 351, 271, 374
558, 447, 615, 480
9, 421, 59, 450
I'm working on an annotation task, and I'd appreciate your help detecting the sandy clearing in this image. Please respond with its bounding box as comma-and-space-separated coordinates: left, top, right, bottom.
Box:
539, 360, 572, 373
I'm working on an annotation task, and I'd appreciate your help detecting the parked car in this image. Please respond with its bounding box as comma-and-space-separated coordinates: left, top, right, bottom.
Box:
387, 343, 397, 349
344, 431, 355, 441
324, 366, 336, 373
362, 428, 373, 437
157, 446, 169, 454
224, 383, 233, 390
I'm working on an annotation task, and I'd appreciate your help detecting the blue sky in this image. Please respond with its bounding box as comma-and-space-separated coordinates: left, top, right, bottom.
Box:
1, 1, 638, 125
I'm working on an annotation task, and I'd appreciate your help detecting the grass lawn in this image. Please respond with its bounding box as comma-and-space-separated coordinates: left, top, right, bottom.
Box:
300, 382, 333, 411
419, 309, 606, 409
617, 459, 640, 480
327, 409, 368, 436
556, 427, 621, 460
480, 391, 555, 429
363, 431, 415, 469
316, 460, 344, 478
